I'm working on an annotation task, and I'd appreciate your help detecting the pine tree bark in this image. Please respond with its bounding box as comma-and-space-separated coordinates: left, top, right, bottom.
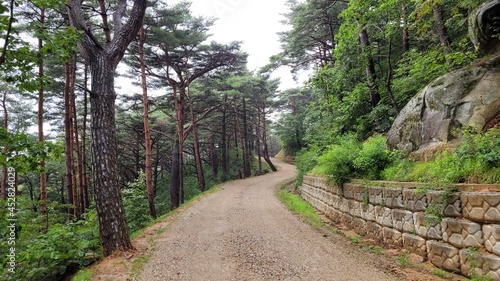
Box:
220, 95, 229, 181
64, 61, 75, 217
232, 99, 247, 179
38, 7, 47, 216
139, 26, 156, 218
67, 0, 146, 256
188, 90, 205, 191
81, 63, 89, 212
259, 106, 277, 172
89, 53, 133, 255
242, 98, 251, 178
169, 142, 180, 209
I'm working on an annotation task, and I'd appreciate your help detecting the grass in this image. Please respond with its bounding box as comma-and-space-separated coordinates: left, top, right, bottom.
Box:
276, 187, 323, 229
71, 268, 93, 281
130, 253, 153, 279
396, 252, 410, 267
362, 245, 383, 254
431, 269, 448, 278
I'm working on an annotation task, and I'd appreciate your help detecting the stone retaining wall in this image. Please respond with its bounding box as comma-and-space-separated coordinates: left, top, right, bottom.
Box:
301, 175, 500, 279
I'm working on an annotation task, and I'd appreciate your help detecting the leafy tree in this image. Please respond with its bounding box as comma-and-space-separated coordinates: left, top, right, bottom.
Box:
66, 0, 147, 256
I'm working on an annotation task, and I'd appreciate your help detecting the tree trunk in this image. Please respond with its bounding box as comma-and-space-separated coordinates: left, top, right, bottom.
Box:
209, 134, 218, 180
242, 98, 251, 178
90, 53, 132, 256
81, 63, 89, 212
255, 110, 262, 175
70, 57, 79, 219
232, 99, 247, 179
38, 7, 47, 216
433, 4, 451, 50
170, 86, 185, 208
187, 88, 205, 191
259, 106, 277, 172
220, 95, 229, 181
169, 142, 180, 209
139, 26, 156, 218
401, 3, 409, 53
64, 61, 75, 218
66, 0, 146, 255
358, 24, 381, 108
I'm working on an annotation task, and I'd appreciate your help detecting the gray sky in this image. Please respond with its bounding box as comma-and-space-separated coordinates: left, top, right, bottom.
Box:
119, 0, 305, 95
179, 0, 306, 90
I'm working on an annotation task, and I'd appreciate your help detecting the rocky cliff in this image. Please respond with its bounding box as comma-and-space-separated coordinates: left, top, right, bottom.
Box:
387, 1, 500, 159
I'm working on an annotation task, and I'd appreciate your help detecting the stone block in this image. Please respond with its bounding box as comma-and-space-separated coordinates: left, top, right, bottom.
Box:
343, 184, 355, 199
365, 221, 383, 241
326, 207, 343, 223
403, 233, 427, 258
339, 198, 349, 213
428, 190, 462, 217
368, 186, 384, 206
348, 200, 362, 218
426, 240, 461, 273
484, 224, 500, 256
460, 249, 500, 280
375, 206, 393, 228
392, 209, 415, 233
462, 192, 500, 223
341, 213, 353, 226
414, 212, 442, 240
403, 189, 428, 212
442, 218, 483, 248
352, 217, 367, 235
330, 194, 341, 210
361, 203, 376, 222
383, 187, 404, 209
383, 227, 403, 247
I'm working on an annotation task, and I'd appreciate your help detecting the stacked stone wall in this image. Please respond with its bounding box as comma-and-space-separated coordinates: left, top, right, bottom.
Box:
301, 175, 500, 279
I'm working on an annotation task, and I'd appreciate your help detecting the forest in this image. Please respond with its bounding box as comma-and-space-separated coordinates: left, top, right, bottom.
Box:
0, 0, 499, 280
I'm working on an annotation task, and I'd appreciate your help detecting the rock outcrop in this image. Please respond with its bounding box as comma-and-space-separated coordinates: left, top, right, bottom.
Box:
387, 1, 500, 159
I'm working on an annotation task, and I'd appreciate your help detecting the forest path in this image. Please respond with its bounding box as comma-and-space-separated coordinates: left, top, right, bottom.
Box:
136, 159, 402, 281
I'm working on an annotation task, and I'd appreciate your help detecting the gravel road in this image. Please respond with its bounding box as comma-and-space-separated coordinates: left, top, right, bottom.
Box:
138, 160, 402, 281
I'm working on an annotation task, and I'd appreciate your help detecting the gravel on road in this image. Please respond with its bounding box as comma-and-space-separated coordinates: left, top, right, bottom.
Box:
137, 160, 403, 281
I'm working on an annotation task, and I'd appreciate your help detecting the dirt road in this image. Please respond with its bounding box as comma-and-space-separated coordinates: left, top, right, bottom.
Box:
137, 160, 404, 281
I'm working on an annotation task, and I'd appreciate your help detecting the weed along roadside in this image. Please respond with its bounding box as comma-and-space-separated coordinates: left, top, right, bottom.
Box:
300, 175, 500, 280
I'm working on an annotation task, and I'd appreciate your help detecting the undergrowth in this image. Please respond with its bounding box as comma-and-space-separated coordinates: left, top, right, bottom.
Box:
298, 127, 499, 186
276, 186, 323, 229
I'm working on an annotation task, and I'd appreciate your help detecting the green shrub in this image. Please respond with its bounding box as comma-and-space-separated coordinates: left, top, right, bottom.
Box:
381, 155, 414, 181
123, 172, 153, 234
354, 135, 392, 180
311, 136, 360, 185
0, 204, 101, 281
456, 127, 500, 183
295, 148, 319, 186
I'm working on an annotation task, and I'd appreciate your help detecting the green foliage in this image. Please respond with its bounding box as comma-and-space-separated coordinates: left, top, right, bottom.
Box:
379, 128, 499, 184
381, 154, 414, 181
123, 172, 153, 234
0, 128, 63, 174
0, 202, 100, 281
295, 148, 319, 187
354, 135, 392, 180
276, 189, 323, 229
311, 135, 361, 185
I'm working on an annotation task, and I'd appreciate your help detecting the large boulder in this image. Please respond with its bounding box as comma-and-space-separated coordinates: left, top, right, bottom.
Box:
387, 1, 500, 160
469, 0, 500, 55
387, 61, 500, 159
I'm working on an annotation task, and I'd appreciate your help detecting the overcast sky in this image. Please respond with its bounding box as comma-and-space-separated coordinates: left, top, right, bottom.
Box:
171, 0, 305, 90
119, 0, 304, 95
